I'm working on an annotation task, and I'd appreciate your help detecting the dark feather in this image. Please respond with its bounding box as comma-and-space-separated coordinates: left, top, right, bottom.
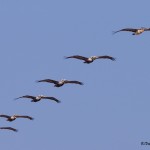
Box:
36, 79, 58, 84
0, 127, 18, 132
15, 95, 36, 100
14, 115, 34, 120
65, 55, 88, 61
41, 96, 61, 103
143, 28, 150, 31
64, 80, 83, 85
113, 28, 137, 34
96, 55, 116, 61
0, 114, 11, 119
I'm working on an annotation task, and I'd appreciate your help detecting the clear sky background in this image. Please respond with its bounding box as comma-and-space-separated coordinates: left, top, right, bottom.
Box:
0, 0, 150, 150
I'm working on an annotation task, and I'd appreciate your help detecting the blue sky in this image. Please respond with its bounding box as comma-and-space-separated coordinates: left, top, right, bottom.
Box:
0, 0, 150, 149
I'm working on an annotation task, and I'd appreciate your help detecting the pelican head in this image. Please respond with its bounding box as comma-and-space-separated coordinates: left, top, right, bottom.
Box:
12, 115, 17, 119
91, 56, 97, 60
60, 79, 66, 82
38, 95, 44, 98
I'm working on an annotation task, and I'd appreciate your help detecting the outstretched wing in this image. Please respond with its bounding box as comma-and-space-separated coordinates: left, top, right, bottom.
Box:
14, 115, 34, 120
64, 80, 83, 85
15, 95, 36, 100
0, 114, 10, 119
0, 127, 18, 132
36, 79, 58, 84
113, 28, 137, 34
65, 55, 88, 61
41, 96, 61, 103
96, 55, 116, 61
144, 28, 150, 31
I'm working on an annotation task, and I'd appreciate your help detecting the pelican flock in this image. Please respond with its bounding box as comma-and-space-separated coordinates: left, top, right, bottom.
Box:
1, 25, 149, 133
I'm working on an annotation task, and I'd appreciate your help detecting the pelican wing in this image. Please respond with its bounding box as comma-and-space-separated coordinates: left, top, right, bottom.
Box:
0, 114, 10, 119
0, 127, 18, 132
37, 79, 58, 84
15, 95, 36, 100
113, 28, 137, 34
96, 55, 116, 61
41, 96, 61, 103
15, 115, 34, 120
65, 55, 88, 61
144, 28, 150, 31
64, 80, 83, 85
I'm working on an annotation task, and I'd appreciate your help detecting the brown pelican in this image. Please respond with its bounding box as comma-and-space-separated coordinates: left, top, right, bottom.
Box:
0, 114, 34, 122
37, 79, 83, 87
113, 27, 150, 35
65, 55, 115, 64
0, 127, 18, 132
15, 95, 60, 103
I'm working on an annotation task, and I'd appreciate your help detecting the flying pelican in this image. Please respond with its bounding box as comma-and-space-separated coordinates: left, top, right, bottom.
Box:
65, 55, 115, 64
15, 95, 60, 103
37, 79, 83, 87
0, 127, 18, 132
113, 27, 150, 35
0, 114, 34, 122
